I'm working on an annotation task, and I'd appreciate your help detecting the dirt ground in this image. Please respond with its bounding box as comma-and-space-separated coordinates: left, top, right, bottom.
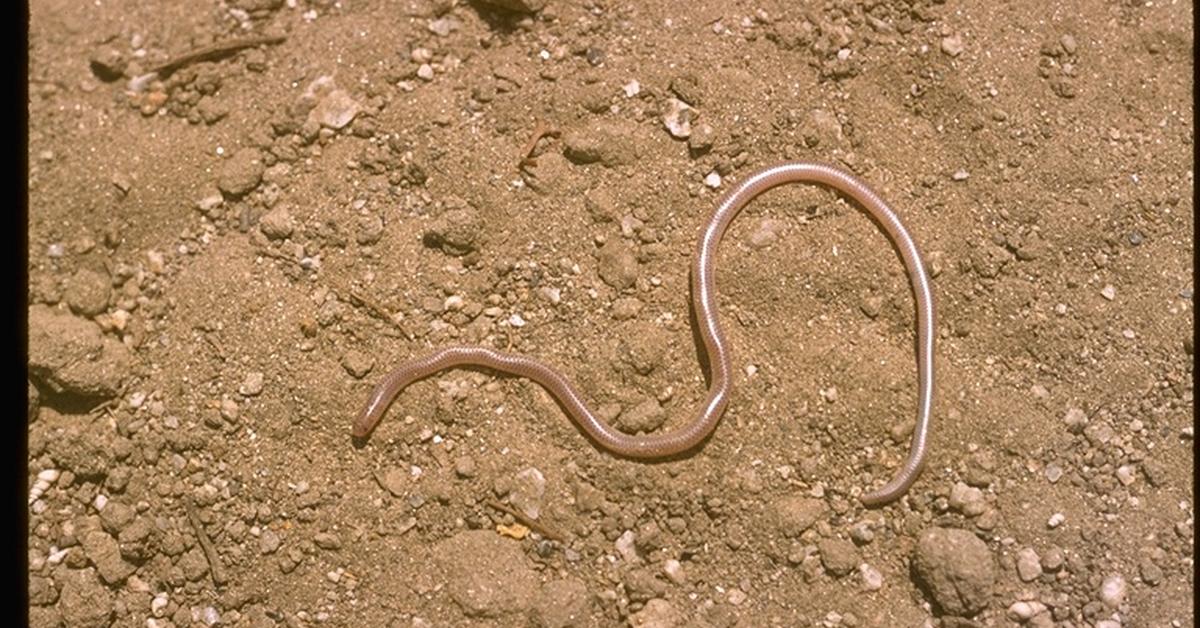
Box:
25, 0, 1194, 626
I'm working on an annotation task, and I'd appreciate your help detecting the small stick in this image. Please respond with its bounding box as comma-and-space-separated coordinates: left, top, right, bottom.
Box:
185, 498, 229, 586
150, 34, 286, 76
345, 288, 414, 341
485, 499, 567, 542
128, 34, 286, 92
517, 121, 560, 168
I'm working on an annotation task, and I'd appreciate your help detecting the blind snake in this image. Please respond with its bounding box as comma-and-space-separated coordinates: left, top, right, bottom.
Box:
353, 161, 935, 507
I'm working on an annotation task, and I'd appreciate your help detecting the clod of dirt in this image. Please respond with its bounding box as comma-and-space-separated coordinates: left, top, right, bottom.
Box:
258, 204, 296, 240
628, 598, 683, 627
81, 529, 135, 584
64, 267, 111, 317
596, 239, 638, 290
818, 538, 859, 577
28, 305, 132, 399
773, 496, 826, 537
562, 120, 642, 167
435, 530, 539, 618
911, 527, 996, 616
423, 206, 484, 255
57, 567, 113, 628
217, 148, 266, 197
616, 397, 666, 434
529, 577, 592, 628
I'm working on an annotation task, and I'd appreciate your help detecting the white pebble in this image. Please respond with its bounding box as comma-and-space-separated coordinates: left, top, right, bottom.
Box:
704, 172, 721, 188
623, 80, 641, 97
1047, 513, 1066, 528
663, 559, 686, 584
444, 295, 464, 311
744, 364, 757, 377
615, 530, 639, 563
726, 588, 747, 605
1101, 285, 1116, 300
508, 313, 527, 328
93, 494, 108, 511
417, 64, 435, 81
1099, 575, 1127, 608
1006, 600, 1047, 621
859, 563, 883, 591
151, 593, 170, 617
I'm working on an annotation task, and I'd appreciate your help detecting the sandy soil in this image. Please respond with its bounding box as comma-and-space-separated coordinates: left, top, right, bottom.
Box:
26, 0, 1194, 626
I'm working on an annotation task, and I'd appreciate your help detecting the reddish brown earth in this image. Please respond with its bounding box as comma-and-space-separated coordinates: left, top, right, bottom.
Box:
27, 0, 1193, 626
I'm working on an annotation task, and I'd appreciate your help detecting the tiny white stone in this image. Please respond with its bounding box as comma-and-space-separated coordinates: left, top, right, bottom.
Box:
151, 592, 170, 617
704, 172, 721, 188
623, 80, 641, 97
444, 295, 464, 311
859, 563, 883, 591
663, 559, 686, 584
1099, 574, 1127, 608
508, 313, 527, 328
1101, 285, 1116, 300
93, 494, 108, 511
1047, 512, 1066, 528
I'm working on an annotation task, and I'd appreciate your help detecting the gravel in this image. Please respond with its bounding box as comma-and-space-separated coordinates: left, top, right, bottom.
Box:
64, 268, 111, 316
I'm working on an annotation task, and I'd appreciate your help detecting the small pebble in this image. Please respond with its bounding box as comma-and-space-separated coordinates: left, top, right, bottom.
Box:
1100, 285, 1116, 300
952, 169, 970, 181
704, 172, 721, 188
1015, 547, 1042, 581
239, 372, 265, 396
1099, 575, 1127, 608
941, 35, 965, 57
1047, 513, 1065, 528
859, 563, 883, 591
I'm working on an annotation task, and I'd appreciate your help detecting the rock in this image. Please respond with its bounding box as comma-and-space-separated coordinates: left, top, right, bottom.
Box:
1015, 548, 1042, 582
616, 398, 666, 434
258, 205, 296, 240
942, 34, 965, 57
28, 305, 132, 398
530, 578, 592, 628
615, 529, 639, 563
239, 371, 265, 396
818, 538, 859, 577
436, 530, 538, 617
911, 527, 995, 616
1007, 601, 1047, 622
859, 563, 883, 591
259, 529, 281, 554
58, 568, 114, 628
89, 47, 126, 81
81, 529, 136, 583
454, 456, 478, 478
196, 96, 230, 124
562, 121, 641, 168
773, 496, 826, 537
118, 517, 158, 561
424, 207, 484, 255
748, 218, 786, 248
378, 467, 408, 497
217, 148, 265, 197
628, 598, 682, 628
668, 74, 703, 106
662, 98, 695, 139
475, 0, 546, 13
64, 268, 110, 316
596, 240, 638, 289
1099, 575, 1126, 608
510, 467, 546, 520
309, 89, 361, 129
948, 482, 987, 517
663, 559, 686, 584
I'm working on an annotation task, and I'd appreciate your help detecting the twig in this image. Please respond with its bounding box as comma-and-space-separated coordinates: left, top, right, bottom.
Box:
128, 34, 286, 92
485, 499, 567, 542
517, 120, 561, 168
151, 34, 286, 76
185, 498, 229, 586
343, 287, 414, 341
